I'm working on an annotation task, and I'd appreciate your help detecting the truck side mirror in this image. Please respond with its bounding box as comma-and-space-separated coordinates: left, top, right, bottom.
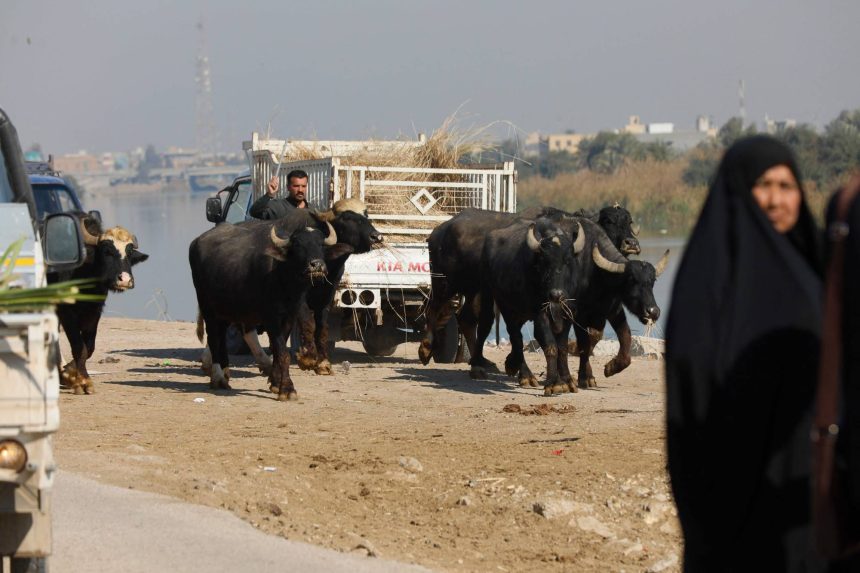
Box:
43, 212, 85, 271
87, 209, 102, 224
205, 197, 223, 223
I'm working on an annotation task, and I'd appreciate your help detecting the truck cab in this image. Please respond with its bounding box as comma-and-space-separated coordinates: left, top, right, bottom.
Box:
0, 108, 86, 571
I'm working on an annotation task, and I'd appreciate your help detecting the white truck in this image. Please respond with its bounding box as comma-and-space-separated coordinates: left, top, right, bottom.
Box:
0, 108, 85, 572
208, 132, 517, 359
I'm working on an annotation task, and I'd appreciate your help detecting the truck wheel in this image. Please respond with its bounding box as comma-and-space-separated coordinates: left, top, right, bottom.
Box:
361, 324, 399, 357
11, 557, 48, 573
226, 324, 251, 355
432, 316, 460, 363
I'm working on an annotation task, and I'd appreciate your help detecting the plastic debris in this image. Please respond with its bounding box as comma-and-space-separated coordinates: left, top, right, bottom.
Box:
193, 397, 205, 403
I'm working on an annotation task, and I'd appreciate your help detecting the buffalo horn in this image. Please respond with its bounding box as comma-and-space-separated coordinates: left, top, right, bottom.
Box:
654, 249, 670, 277
572, 222, 585, 254
526, 224, 541, 252
592, 242, 626, 274
269, 226, 291, 249
632, 223, 641, 236
323, 221, 338, 246
81, 219, 100, 246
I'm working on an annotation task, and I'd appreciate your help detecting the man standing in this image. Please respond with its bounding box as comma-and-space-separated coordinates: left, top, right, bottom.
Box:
249, 169, 309, 219
248, 169, 311, 361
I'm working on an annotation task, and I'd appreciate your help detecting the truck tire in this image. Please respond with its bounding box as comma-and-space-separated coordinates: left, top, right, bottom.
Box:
226, 324, 251, 355
432, 316, 460, 363
361, 323, 399, 357
11, 557, 48, 573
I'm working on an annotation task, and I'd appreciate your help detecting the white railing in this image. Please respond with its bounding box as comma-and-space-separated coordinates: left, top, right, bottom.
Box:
244, 133, 517, 237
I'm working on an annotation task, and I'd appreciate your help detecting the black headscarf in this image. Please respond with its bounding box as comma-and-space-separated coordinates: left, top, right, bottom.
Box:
666, 136, 825, 572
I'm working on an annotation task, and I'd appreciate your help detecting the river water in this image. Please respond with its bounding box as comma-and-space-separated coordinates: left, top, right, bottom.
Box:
87, 188, 686, 341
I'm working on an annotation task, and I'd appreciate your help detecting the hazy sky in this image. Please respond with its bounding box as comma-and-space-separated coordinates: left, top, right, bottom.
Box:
2, 1, 858, 155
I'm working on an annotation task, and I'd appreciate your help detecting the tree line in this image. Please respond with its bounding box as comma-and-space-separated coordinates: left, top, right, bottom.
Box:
489, 108, 860, 234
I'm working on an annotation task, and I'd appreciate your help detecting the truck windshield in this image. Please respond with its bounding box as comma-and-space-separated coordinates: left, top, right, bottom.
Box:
0, 149, 12, 203
33, 184, 83, 219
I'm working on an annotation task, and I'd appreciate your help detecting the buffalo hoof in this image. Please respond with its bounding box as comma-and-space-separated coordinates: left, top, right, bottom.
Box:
315, 359, 333, 376
72, 383, 84, 395
269, 384, 278, 394
82, 378, 95, 395
418, 340, 433, 365
543, 383, 564, 396
518, 373, 540, 388
469, 365, 489, 380
604, 357, 631, 378
257, 359, 273, 376
297, 351, 317, 371
61, 364, 78, 388
277, 390, 298, 402
578, 376, 597, 389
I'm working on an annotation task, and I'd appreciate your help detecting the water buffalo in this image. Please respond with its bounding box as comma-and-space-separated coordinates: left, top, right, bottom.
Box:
469, 217, 584, 393
51, 212, 149, 394
566, 217, 669, 388
294, 198, 384, 375
190, 210, 336, 401
419, 208, 521, 368
227, 199, 384, 379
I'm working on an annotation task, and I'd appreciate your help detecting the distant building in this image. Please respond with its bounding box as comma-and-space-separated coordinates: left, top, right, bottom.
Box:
621, 115, 646, 135
53, 152, 106, 174
764, 116, 797, 134
625, 114, 717, 152
545, 132, 586, 154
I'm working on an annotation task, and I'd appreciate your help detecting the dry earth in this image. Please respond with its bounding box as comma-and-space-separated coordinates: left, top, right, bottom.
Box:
56, 318, 682, 573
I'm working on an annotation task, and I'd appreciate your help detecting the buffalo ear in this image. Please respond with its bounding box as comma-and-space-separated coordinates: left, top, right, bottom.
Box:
325, 243, 354, 261
130, 250, 149, 266
264, 245, 289, 262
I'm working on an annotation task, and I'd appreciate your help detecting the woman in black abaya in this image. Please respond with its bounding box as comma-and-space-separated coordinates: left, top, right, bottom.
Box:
666, 136, 824, 572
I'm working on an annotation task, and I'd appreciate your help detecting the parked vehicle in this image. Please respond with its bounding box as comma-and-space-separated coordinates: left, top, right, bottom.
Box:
206, 133, 517, 359
0, 108, 86, 572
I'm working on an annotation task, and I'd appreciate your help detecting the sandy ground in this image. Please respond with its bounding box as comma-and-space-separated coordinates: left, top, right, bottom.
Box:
55, 318, 682, 573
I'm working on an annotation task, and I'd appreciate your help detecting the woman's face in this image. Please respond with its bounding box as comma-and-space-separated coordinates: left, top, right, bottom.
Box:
751, 165, 802, 233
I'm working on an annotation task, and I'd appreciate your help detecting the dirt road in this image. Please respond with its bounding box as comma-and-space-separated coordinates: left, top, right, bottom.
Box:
56, 318, 681, 572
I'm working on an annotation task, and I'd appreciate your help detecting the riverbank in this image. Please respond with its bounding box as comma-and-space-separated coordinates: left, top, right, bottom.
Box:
55, 318, 681, 573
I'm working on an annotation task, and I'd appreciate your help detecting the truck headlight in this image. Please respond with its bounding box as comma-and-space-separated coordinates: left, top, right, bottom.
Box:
0, 440, 28, 472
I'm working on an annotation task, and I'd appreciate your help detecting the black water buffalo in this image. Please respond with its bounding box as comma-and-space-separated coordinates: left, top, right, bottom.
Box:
520, 204, 641, 256
190, 210, 336, 400
294, 198, 384, 375
565, 217, 668, 388
521, 204, 651, 381
419, 208, 521, 368
228, 198, 384, 379
51, 212, 149, 394
469, 217, 584, 393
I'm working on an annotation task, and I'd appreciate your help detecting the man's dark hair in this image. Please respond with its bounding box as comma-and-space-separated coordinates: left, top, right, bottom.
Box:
287, 169, 309, 183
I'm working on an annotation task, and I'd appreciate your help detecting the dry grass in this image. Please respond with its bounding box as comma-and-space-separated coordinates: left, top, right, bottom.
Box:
518, 159, 846, 235
519, 159, 708, 235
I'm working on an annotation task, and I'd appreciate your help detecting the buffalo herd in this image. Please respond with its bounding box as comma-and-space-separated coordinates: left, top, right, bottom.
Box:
53, 198, 666, 402
185, 200, 668, 402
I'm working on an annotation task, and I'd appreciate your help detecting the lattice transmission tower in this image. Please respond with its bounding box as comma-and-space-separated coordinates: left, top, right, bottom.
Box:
195, 18, 217, 155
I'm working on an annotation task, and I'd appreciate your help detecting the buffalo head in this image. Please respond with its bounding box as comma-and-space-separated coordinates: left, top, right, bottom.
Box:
598, 205, 641, 256
80, 216, 148, 292
266, 213, 336, 280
